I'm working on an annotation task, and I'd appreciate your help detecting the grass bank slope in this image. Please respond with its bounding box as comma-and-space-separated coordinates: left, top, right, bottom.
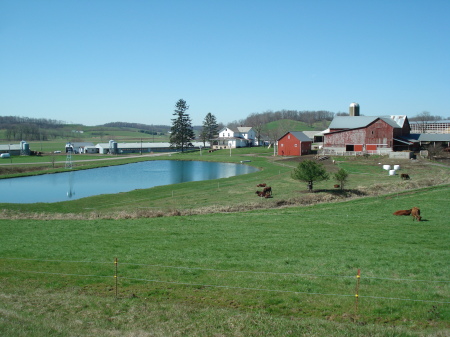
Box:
1, 185, 449, 336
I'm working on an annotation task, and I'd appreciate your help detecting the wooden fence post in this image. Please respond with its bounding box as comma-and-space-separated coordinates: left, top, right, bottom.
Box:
114, 257, 118, 299
355, 268, 361, 314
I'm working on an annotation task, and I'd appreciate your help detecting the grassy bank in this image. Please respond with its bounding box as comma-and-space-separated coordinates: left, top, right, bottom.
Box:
1, 148, 449, 217
1, 185, 449, 336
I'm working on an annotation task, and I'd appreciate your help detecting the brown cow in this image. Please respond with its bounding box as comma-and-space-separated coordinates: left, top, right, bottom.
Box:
400, 173, 410, 180
393, 209, 412, 216
256, 183, 266, 187
334, 184, 340, 188
411, 207, 421, 221
255, 191, 265, 197
263, 186, 272, 195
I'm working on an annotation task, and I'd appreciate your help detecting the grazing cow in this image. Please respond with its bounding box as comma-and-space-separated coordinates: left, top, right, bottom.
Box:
393, 209, 412, 216
262, 186, 272, 195
411, 207, 421, 221
334, 184, 340, 188
255, 190, 265, 197
401, 173, 410, 180
256, 183, 266, 187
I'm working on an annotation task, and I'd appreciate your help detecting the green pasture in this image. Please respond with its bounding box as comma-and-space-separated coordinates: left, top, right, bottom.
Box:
1, 185, 449, 336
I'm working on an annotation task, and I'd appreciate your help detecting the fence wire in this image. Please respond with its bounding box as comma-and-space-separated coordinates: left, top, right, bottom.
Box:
2, 257, 449, 305
2, 257, 449, 283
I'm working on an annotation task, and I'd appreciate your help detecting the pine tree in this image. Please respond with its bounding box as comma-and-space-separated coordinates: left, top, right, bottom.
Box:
201, 112, 219, 146
170, 99, 195, 152
333, 168, 349, 190
291, 160, 329, 192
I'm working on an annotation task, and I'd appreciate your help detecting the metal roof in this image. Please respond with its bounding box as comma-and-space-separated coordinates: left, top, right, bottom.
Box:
236, 126, 253, 133
96, 142, 208, 149
328, 116, 403, 130
278, 131, 312, 142
0, 144, 21, 151
410, 120, 450, 124
396, 134, 450, 143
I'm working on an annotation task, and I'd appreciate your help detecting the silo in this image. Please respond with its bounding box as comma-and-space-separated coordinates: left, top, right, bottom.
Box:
23, 143, 30, 155
349, 102, 360, 116
20, 141, 30, 155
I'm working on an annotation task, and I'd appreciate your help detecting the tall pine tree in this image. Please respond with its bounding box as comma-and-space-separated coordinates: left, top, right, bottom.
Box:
200, 112, 219, 146
170, 99, 195, 152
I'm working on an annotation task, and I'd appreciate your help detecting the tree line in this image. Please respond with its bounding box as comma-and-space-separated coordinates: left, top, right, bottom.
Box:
101, 122, 170, 134
1, 116, 66, 141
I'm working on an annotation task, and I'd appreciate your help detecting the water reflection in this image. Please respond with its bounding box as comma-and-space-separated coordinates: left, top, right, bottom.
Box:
0, 160, 258, 204
67, 172, 75, 198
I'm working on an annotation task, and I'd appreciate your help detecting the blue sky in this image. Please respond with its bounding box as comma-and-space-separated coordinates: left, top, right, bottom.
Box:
1, 0, 449, 126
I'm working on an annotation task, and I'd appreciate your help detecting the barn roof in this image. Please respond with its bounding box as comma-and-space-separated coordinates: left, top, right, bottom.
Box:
278, 131, 312, 142
328, 116, 403, 130
406, 134, 450, 142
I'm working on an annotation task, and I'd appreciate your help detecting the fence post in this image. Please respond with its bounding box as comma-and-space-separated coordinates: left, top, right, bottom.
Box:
114, 257, 118, 299
355, 268, 361, 314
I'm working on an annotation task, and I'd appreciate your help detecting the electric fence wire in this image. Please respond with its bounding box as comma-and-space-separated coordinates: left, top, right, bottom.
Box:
6, 269, 450, 304
2, 257, 450, 283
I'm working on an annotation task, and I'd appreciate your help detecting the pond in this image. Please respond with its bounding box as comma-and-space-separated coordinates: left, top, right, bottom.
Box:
0, 160, 259, 204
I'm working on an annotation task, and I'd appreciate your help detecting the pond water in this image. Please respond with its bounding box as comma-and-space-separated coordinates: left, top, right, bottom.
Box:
0, 160, 259, 204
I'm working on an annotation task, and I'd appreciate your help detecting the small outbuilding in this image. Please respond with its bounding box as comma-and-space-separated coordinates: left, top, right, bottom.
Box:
277, 131, 312, 156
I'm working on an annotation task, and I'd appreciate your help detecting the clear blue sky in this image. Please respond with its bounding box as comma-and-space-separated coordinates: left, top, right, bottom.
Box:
1, 0, 449, 126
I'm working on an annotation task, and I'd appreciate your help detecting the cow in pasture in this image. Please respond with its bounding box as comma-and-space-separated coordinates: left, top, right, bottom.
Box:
334, 184, 340, 188
255, 190, 271, 198
255, 191, 265, 197
256, 183, 266, 187
262, 186, 272, 195
400, 173, 410, 180
393, 209, 412, 216
411, 207, 421, 221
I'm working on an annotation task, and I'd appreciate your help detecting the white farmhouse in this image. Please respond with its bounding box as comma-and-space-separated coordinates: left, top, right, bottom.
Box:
213, 126, 256, 149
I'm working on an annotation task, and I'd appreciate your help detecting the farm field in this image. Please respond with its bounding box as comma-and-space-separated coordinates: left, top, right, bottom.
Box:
1, 149, 449, 336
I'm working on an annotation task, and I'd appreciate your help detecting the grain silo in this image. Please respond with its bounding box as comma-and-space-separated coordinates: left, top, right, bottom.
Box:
349, 102, 360, 116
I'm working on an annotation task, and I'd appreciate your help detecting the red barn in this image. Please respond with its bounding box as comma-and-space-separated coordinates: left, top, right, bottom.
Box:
324, 115, 411, 154
278, 131, 312, 156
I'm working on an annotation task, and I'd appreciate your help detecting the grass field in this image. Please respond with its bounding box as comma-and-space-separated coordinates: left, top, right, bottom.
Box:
1, 149, 449, 336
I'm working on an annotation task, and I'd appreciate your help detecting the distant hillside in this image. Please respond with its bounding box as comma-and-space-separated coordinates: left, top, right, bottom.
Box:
101, 122, 170, 133
264, 119, 327, 132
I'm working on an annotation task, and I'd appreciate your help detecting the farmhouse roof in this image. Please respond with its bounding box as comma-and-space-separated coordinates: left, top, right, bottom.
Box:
236, 126, 253, 133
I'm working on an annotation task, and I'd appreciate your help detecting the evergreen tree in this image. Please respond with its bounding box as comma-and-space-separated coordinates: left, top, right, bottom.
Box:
201, 112, 219, 146
291, 160, 329, 192
170, 99, 195, 152
333, 168, 349, 190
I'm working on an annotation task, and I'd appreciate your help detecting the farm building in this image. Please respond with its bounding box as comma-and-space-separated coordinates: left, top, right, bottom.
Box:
277, 131, 312, 156
0, 141, 30, 156
323, 115, 413, 155
410, 120, 450, 134
65, 142, 95, 154
93, 141, 209, 154
212, 126, 255, 149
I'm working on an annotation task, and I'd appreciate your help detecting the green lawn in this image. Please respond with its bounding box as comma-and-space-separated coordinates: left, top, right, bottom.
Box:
1, 191, 449, 335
